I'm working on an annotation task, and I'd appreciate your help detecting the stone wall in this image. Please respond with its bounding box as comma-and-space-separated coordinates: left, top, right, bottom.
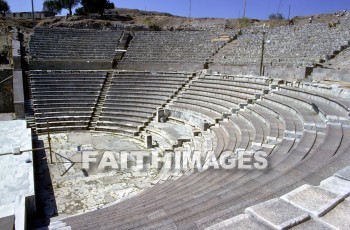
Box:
0, 68, 14, 113
209, 64, 307, 81
310, 68, 350, 82
29, 59, 113, 70
118, 62, 205, 72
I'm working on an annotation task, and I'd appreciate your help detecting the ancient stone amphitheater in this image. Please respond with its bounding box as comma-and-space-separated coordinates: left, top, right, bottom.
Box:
26, 16, 350, 230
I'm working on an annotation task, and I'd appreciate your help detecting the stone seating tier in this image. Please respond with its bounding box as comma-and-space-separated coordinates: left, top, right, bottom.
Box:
29, 71, 107, 132
212, 19, 350, 67
26, 71, 350, 229
95, 72, 190, 135
206, 166, 350, 230
29, 27, 122, 60
119, 31, 232, 71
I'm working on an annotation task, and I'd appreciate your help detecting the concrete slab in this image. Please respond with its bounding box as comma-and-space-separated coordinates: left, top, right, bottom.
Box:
334, 166, 350, 181
245, 198, 309, 230
319, 197, 350, 230
320, 176, 350, 197
281, 184, 343, 217
205, 214, 269, 230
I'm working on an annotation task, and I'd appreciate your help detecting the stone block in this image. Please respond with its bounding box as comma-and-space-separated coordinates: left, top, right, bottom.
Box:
289, 219, 330, 230
319, 197, 350, 230
320, 176, 350, 197
281, 184, 343, 217
205, 214, 269, 230
201, 122, 210, 131
145, 135, 152, 149
157, 108, 165, 122
245, 198, 309, 230
334, 166, 350, 181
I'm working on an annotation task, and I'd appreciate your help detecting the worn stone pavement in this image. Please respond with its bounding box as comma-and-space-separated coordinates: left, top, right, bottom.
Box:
38, 132, 159, 216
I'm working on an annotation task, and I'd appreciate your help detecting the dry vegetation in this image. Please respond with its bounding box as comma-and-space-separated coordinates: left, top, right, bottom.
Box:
0, 9, 345, 57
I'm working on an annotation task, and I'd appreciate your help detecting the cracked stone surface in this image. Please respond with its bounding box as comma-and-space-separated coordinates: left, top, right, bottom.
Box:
38, 132, 160, 216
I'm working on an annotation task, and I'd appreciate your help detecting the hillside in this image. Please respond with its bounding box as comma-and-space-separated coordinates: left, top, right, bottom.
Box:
0, 8, 347, 66
1, 8, 346, 32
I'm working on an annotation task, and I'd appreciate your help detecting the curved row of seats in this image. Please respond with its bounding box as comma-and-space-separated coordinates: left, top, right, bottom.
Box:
95, 72, 191, 135
206, 165, 350, 229
118, 31, 231, 70
29, 71, 107, 133
55, 72, 350, 230
212, 17, 350, 67
29, 27, 123, 60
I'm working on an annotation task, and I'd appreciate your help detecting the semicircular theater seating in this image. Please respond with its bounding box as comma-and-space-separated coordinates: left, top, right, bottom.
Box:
118, 30, 234, 71
29, 70, 108, 133
95, 71, 192, 135
211, 20, 350, 68
47, 72, 350, 230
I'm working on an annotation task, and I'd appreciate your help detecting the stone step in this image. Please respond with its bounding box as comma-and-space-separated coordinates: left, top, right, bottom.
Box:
245, 198, 309, 229
280, 184, 344, 217
205, 214, 269, 230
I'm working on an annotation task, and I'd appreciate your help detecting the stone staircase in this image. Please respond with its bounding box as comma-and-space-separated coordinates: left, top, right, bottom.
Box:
167, 72, 198, 104
207, 33, 238, 66
135, 72, 196, 136
24, 71, 36, 131
113, 31, 132, 68
88, 72, 113, 130
24, 99, 36, 130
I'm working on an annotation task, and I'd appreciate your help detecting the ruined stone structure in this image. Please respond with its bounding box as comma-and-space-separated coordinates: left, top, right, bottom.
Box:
3, 14, 350, 229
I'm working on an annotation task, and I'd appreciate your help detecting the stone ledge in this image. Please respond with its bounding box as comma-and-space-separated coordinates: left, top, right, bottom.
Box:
281, 184, 344, 217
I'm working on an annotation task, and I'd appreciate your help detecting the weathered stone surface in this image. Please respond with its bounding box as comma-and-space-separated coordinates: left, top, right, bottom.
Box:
39, 132, 159, 215
289, 219, 331, 230
320, 176, 350, 197
245, 198, 309, 230
205, 214, 269, 230
334, 166, 350, 181
281, 185, 343, 217
319, 197, 350, 230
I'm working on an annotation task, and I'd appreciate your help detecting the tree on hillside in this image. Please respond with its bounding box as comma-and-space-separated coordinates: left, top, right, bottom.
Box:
43, 0, 80, 15
43, 0, 63, 15
62, 0, 81, 15
0, 0, 10, 16
269, 13, 285, 20
80, 0, 115, 16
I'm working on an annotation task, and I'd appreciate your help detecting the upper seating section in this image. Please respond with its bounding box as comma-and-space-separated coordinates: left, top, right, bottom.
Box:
29, 27, 123, 60
213, 18, 350, 67
118, 31, 230, 71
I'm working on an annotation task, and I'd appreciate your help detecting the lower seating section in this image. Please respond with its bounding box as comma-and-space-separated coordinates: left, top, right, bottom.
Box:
168, 74, 273, 156
29, 71, 107, 132
95, 72, 191, 135
45, 72, 350, 229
